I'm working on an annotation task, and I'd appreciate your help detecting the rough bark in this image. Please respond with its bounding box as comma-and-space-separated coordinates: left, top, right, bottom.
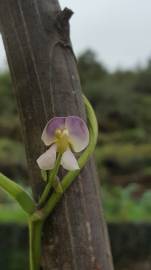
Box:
0, 0, 114, 269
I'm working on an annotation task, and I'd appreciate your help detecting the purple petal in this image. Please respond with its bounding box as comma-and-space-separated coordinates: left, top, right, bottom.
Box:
61, 149, 80, 170
65, 116, 89, 152
42, 117, 66, 146
36, 144, 57, 170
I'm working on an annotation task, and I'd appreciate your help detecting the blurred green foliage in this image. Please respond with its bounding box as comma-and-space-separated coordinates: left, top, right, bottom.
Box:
0, 49, 151, 223
102, 185, 151, 222
0, 203, 27, 224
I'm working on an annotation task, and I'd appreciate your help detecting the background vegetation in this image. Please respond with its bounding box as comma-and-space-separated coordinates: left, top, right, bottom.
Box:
0, 50, 151, 223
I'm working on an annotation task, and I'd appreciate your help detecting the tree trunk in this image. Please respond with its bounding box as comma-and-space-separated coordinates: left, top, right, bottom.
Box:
0, 1, 114, 269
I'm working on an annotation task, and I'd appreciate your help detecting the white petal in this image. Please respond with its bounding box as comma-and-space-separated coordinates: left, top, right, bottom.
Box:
61, 149, 80, 171
37, 144, 57, 170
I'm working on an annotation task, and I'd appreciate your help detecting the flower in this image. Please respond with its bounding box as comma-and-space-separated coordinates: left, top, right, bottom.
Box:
37, 116, 89, 171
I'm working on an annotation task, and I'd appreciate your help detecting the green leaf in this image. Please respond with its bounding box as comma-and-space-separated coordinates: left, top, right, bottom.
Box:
0, 173, 36, 214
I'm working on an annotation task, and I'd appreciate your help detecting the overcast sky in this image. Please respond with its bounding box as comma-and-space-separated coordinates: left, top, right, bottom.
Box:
0, 0, 151, 71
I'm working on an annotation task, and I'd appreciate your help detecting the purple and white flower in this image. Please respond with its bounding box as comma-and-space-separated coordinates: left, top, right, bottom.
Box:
37, 116, 89, 171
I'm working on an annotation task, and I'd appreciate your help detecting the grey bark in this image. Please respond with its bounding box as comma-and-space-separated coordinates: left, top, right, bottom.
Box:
0, 0, 114, 269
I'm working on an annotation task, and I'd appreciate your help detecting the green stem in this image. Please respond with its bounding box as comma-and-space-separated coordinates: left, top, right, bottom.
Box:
39, 153, 62, 206
29, 214, 43, 270
41, 95, 98, 220
0, 173, 36, 214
